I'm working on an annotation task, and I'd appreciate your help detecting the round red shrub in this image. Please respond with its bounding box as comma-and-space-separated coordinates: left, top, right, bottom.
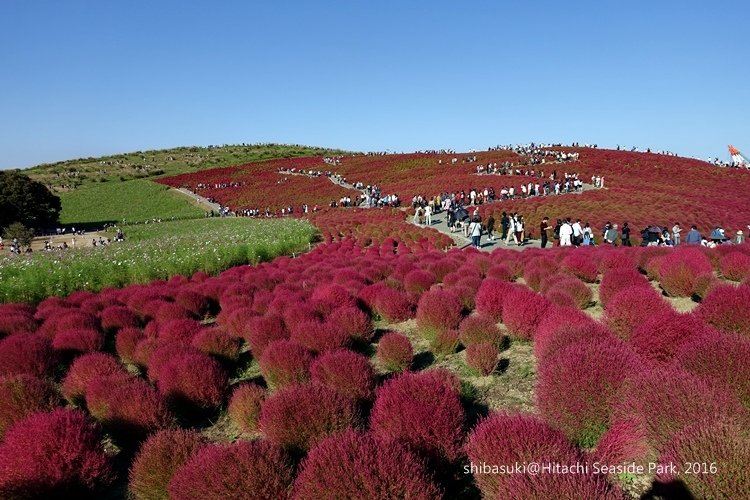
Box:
695, 284, 750, 335
0, 374, 59, 438
544, 277, 593, 309
0, 409, 113, 498
474, 278, 514, 321
591, 417, 652, 468
561, 253, 599, 283
656, 418, 750, 499
115, 327, 145, 363
228, 383, 266, 433
310, 349, 376, 401
294, 431, 442, 500
87, 376, 173, 440
52, 328, 104, 353
403, 269, 437, 294
245, 314, 289, 357
719, 251, 750, 281
157, 352, 228, 410
458, 314, 503, 347
487, 264, 514, 282
676, 331, 750, 408
430, 329, 460, 357
61, 352, 128, 404
175, 289, 213, 318
501, 287, 551, 340
147, 344, 201, 383
260, 384, 361, 452
168, 440, 294, 500
604, 286, 672, 340
598, 268, 651, 308
100, 306, 140, 332
156, 318, 204, 344
259, 339, 314, 390
658, 247, 713, 297
466, 342, 499, 376
415, 288, 463, 340
376, 332, 413, 372
617, 367, 747, 451
39, 310, 99, 338
466, 412, 584, 499
290, 319, 351, 353
371, 286, 414, 323
0, 333, 57, 378
218, 307, 255, 338
370, 371, 465, 468
534, 314, 614, 363
310, 283, 357, 314
0, 312, 37, 337
629, 310, 709, 363
129, 428, 205, 500
328, 306, 374, 343
191, 328, 241, 362
132, 336, 162, 369
536, 338, 644, 447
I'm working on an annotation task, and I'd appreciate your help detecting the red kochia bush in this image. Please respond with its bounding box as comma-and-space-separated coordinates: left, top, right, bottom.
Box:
656, 418, 750, 499
0, 409, 113, 498
695, 284, 750, 335
259, 384, 361, 452
99, 305, 140, 331
501, 288, 551, 340
458, 314, 504, 347
403, 269, 437, 294
175, 289, 213, 317
115, 327, 145, 363
52, 328, 104, 353
561, 252, 599, 283
61, 352, 128, 404
328, 306, 374, 343
719, 251, 750, 281
368, 285, 414, 323
533, 314, 615, 363
618, 367, 747, 451
157, 352, 228, 410
290, 319, 351, 353
168, 440, 294, 500
466, 342, 499, 376
0, 374, 60, 438
0, 312, 37, 337
474, 278, 513, 321
245, 314, 289, 357
466, 412, 584, 499
676, 332, 750, 408
129, 428, 206, 500
0, 333, 57, 378
191, 328, 241, 362
416, 288, 463, 339
658, 247, 713, 297
376, 332, 413, 372
259, 339, 313, 390
430, 329, 460, 357
294, 431, 442, 500
592, 417, 652, 469
544, 277, 593, 309
228, 383, 266, 433
370, 371, 465, 468
604, 286, 672, 340
598, 268, 651, 308
536, 338, 644, 447
310, 349, 377, 401
629, 310, 708, 363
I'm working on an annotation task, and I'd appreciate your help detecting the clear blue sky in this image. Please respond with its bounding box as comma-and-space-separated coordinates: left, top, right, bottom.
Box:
1, 0, 748, 169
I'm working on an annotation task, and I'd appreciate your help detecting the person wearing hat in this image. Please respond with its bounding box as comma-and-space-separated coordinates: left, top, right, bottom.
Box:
736, 230, 745, 245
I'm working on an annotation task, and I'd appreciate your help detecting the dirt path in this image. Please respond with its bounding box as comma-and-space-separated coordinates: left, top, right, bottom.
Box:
173, 188, 223, 213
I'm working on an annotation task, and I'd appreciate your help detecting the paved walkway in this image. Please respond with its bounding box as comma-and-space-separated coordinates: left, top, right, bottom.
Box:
174, 188, 223, 212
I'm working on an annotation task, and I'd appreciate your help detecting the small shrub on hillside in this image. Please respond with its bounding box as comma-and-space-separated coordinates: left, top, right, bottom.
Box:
656, 418, 750, 499
147, 344, 201, 383
157, 352, 228, 411
719, 251, 750, 281
0, 333, 57, 378
191, 328, 241, 363
328, 306, 374, 343
0, 312, 37, 337
245, 314, 289, 357
415, 288, 463, 340
115, 327, 145, 363
598, 268, 651, 308
501, 288, 551, 340
52, 328, 104, 354
175, 289, 213, 318
310, 349, 377, 401
537, 338, 644, 447
592, 417, 652, 468
370, 371, 465, 469
561, 253, 599, 283
132, 336, 163, 369
695, 284, 750, 335
376, 332, 413, 372
218, 307, 255, 339
259, 384, 361, 452
430, 329, 460, 357
534, 315, 615, 363
604, 286, 672, 340
228, 383, 266, 434
39, 310, 99, 338
403, 269, 437, 294
466, 342, 499, 376
475, 279, 514, 320
466, 412, 584, 499
168, 440, 294, 500
294, 431, 442, 500
310, 283, 357, 315
458, 314, 504, 347
155, 318, 204, 344
0, 409, 113, 498
100, 306, 140, 332
61, 352, 128, 404
290, 319, 351, 353
629, 310, 708, 363
676, 332, 750, 408
259, 339, 313, 390
0, 374, 60, 438
371, 286, 414, 322
658, 248, 713, 297
544, 277, 593, 309
487, 264, 514, 282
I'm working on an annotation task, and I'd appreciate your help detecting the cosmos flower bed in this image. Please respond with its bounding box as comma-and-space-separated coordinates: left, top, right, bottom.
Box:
1, 235, 749, 498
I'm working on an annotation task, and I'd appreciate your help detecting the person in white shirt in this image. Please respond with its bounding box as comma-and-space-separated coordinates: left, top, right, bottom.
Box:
469, 217, 482, 248
572, 219, 583, 246
425, 205, 432, 226
672, 223, 682, 245
559, 218, 574, 246
505, 215, 518, 245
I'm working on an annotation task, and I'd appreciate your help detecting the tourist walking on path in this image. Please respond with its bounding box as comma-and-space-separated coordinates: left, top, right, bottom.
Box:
486, 214, 496, 241
469, 217, 482, 249
672, 222, 682, 245
540, 217, 551, 248
621, 222, 631, 246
